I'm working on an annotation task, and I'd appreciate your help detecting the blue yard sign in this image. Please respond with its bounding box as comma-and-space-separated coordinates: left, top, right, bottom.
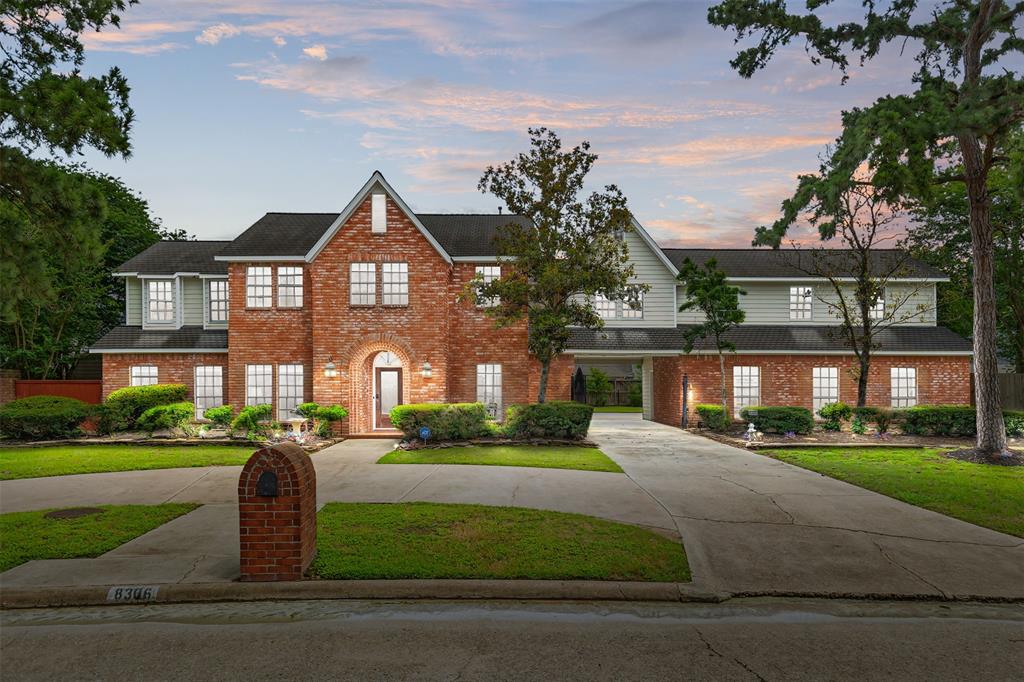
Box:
418, 426, 431, 444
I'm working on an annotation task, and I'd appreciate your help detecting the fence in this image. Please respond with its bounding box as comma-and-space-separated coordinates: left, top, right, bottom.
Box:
571, 370, 640, 407
970, 373, 1024, 410
14, 380, 103, 404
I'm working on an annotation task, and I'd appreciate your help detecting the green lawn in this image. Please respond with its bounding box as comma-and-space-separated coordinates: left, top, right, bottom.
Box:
0, 504, 198, 572
593, 406, 643, 413
766, 447, 1024, 538
378, 445, 623, 473
0, 445, 259, 480
312, 502, 689, 581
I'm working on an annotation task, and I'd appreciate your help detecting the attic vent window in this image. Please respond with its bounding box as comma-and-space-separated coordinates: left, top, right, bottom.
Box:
371, 193, 387, 233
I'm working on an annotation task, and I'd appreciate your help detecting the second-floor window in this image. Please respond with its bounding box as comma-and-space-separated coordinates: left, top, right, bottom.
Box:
595, 293, 643, 320
208, 280, 228, 323
790, 286, 813, 320
475, 266, 500, 307
246, 266, 272, 308
869, 293, 885, 320
595, 294, 616, 319
350, 263, 376, 305
146, 280, 175, 323
622, 293, 644, 319
382, 262, 408, 305
277, 266, 303, 307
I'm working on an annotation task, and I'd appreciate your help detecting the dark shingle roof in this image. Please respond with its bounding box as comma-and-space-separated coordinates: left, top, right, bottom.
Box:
416, 214, 533, 257
90, 326, 228, 351
660, 249, 945, 279
215, 213, 338, 258
114, 241, 231, 274
567, 325, 971, 354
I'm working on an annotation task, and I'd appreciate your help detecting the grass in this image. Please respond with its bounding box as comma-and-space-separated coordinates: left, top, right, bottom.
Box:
593, 406, 643, 413
766, 447, 1024, 538
312, 502, 689, 581
0, 504, 198, 572
378, 445, 623, 473
0, 444, 259, 480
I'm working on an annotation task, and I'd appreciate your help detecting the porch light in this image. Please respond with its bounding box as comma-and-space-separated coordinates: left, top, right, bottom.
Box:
324, 359, 338, 378
421, 361, 432, 378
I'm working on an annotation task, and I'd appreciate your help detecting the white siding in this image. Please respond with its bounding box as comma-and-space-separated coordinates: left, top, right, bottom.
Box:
642, 356, 653, 421
182, 277, 204, 326
582, 230, 676, 327
126, 277, 142, 325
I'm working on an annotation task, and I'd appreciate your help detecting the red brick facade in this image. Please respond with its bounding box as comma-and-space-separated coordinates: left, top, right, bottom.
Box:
652, 353, 972, 427
101, 352, 229, 400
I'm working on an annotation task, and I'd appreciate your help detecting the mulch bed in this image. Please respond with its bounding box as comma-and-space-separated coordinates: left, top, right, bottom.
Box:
942, 448, 1024, 466
396, 437, 599, 451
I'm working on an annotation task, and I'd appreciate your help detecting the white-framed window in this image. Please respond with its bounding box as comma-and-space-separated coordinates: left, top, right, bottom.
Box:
595, 294, 616, 319
246, 266, 272, 308
246, 364, 272, 407
130, 365, 158, 387
869, 293, 885, 320
733, 366, 760, 417
790, 286, 813, 320
622, 292, 644, 319
277, 364, 304, 420
146, 280, 175, 322
194, 366, 223, 420
371, 193, 387, 233
382, 262, 409, 306
475, 265, 501, 307
477, 364, 503, 419
891, 367, 917, 408
208, 279, 228, 323
277, 266, 303, 307
350, 262, 376, 305
812, 367, 839, 415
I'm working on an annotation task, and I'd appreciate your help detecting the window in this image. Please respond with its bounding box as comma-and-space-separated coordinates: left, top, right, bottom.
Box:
146, 280, 175, 322
278, 364, 304, 420
246, 364, 272, 407
475, 266, 501, 307
595, 294, 616, 319
246, 266, 272, 308
732, 366, 760, 417
208, 280, 228, 323
812, 367, 839, 415
869, 294, 885, 320
130, 365, 158, 387
371, 193, 387, 233
891, 367, 917, 408
277, 266, 303, 307
194, 366, 223, 420
622, 292, 644, 319
477, 364, 503, 419
382, 262, 408, 305
350, 263, 376, 305
790, 286, 813, 320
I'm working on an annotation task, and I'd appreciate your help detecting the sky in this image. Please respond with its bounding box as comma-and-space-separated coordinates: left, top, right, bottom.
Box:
74, 0, 932, 247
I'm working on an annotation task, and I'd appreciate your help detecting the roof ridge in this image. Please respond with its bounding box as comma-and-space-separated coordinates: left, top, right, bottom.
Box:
660, 247, 909, 252
262, 211, 340, 215
416, 212, 524, 217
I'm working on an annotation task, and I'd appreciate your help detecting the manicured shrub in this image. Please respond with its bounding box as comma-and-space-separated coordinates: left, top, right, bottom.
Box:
695, 404, 730, 431
900, 405, 977, 436
585, 369, 612, 407
851, 406, 897, 433
390, 403, 491, 440
0, 395, 91, 440
296, 402, 321, 419
740, 406, 814, 435
818, 402, 852, 431
317, 405, 349, 422
103, 384, 188, 431
203, 405, 234, 427
504, 401, 594, 439
230, 404, 273, 438
137, 402, 194, 432
1004, 411, 1024, 437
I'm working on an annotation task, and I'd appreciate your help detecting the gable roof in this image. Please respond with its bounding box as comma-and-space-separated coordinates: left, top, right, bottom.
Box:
215, 213, 337, 259
660, 249, 946, 280
416, 214, 532, 257
114, 241, 231, 275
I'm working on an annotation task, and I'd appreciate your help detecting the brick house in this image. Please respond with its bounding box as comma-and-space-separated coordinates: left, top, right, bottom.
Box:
91, 172, 971, 432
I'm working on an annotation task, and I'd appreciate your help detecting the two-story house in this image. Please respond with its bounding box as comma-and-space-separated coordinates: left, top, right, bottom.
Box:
91, 172, 972, 432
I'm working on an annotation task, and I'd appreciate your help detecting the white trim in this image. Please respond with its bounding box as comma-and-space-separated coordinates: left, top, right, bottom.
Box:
88, 348, 229, 354
214, 256, 306, 262
124, 278, 130, 326
723, 276, 949, 283
452, 256, 504, 262
566, 349, 685, 357
199, 273, 230, 279
565, 348, 972, 357
304, 172, 453, 264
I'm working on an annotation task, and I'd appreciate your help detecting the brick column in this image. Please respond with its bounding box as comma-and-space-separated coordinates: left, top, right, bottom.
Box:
237, 442, 317, 581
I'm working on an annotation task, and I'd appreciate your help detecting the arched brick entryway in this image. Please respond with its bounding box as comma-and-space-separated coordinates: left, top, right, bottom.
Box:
346, 336, 414, 433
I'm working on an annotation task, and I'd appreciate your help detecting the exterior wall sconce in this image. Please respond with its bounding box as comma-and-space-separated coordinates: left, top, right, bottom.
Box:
421, 361, 432, 378
324, 359, 338, 378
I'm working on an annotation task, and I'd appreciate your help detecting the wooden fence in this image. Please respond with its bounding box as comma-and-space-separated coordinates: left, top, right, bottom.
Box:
970, 373, 1024, 410
14, 380, 103, 404
577, 377, 640, 407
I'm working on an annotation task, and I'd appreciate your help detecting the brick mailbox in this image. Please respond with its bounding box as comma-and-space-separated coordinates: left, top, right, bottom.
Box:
238, 442, 317, 581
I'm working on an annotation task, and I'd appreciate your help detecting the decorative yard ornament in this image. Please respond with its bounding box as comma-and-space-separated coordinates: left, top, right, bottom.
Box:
419, 426, 432, 445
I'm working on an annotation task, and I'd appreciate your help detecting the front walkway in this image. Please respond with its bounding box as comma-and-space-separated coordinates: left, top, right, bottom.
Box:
2, 414, 1022, 599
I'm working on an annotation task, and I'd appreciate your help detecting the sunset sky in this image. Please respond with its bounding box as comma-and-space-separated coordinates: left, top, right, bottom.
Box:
76, 0, 930, 247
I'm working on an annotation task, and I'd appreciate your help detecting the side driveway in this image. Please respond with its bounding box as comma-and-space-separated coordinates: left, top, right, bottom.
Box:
593, 413, 1024, 599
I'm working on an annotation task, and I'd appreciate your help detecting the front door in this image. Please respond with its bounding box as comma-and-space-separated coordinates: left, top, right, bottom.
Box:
375, 368, 402, 428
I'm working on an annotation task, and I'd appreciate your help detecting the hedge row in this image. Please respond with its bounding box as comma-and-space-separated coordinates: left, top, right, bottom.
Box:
389, 401, 593, 441
0, 396, 93, 440
740, 406, 815, 434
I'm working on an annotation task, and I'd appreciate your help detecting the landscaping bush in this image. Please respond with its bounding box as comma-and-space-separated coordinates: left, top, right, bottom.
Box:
740, 406, 814, 435
695, 404, 730, 431
230, 404, 273, 438
103, 384, 188, 431
390, 403, 491, 440
585, 369, 613, 407
203, 405, 234, 427
504, 401, 594, 439
137, 402, 194, 432
296, 402, 321, 419
0, 395, 91, 440
1005, 411, 1024, 437
818, 402, 852, 431
851, 406, 897, 433
627, 380, 643, 407
900, 405, 977, 436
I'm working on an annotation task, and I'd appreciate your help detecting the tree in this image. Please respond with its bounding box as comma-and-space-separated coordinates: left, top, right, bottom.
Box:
677, 258, 746, 418
585, 368, 613, 407
708, 0, 1023, 459
473, 128, 646, 403
784, 185, 932, 406
907, 128, 1024, 372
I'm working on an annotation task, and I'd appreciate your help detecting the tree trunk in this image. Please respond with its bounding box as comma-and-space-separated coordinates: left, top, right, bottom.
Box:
718, 350, 728, 418
856, 353, 870, 407
959, 132, 1008, 458
537, 359, 550, 404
